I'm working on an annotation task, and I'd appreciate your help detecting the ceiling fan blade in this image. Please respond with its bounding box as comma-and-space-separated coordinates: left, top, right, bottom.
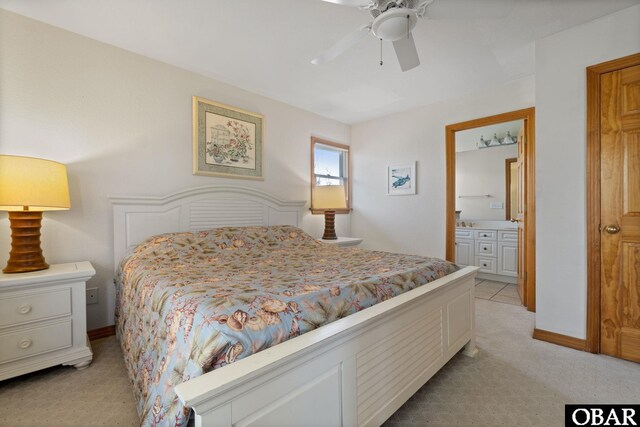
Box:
311, 24, 371, 65
319, 0, 373, 7
393, 33, 420, 72
425, 0, 514, 20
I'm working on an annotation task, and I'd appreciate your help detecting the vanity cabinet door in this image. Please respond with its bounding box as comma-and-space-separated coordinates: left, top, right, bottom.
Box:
455, 239, 474, 266
498, 242, 518, 277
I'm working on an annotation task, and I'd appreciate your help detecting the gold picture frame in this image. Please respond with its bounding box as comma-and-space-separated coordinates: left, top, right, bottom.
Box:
192, 96, 263, 180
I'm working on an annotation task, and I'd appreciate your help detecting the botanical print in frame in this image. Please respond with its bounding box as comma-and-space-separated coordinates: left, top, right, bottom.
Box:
387, 162, 417, 195
193, 96, 263, 180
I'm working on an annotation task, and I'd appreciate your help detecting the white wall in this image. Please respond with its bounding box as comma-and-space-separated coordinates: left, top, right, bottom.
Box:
535, 4, 640, 339
456, 144, 518, 220
0, 10, 351, 330
350, 77, 534, 257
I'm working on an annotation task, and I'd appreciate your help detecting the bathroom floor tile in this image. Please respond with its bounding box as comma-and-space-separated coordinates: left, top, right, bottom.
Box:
475, 289, 495, 300
496, 284, 520, 298
490, 294, 522, 306
476, 280, 506, 295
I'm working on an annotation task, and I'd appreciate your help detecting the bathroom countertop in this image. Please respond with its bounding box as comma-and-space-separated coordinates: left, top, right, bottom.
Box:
456, 225, 517, 231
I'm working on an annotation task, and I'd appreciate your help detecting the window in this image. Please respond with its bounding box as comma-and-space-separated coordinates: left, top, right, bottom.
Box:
310, 137, 350, 214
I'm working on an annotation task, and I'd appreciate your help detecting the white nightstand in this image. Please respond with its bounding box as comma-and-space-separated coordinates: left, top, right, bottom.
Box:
319, 237, 363, 247
0, 262, 95, 381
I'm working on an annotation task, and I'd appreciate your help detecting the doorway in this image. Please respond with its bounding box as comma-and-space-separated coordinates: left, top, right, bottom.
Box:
445, 108, 536, 312
586, 53, 640, 362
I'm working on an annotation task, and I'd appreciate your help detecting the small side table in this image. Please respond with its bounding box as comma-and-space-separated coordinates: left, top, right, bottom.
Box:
319, 237, 363, 247
0, 262, 96, 380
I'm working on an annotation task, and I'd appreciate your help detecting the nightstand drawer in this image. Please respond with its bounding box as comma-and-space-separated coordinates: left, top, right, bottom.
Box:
0, 288, 71, 328
0, 319, 72, 364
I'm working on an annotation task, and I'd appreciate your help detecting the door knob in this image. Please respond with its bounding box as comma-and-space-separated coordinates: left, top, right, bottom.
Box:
604, 224, 620, 234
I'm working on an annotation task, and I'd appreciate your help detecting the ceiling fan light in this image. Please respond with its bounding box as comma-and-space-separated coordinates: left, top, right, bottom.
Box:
371, 8, 418, 41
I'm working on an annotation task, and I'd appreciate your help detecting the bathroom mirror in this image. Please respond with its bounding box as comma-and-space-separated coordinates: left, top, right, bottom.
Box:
454, 119, 523, 224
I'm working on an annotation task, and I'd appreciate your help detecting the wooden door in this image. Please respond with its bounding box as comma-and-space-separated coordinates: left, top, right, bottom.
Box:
600, 64, 640, 363
516, 126, 526, 305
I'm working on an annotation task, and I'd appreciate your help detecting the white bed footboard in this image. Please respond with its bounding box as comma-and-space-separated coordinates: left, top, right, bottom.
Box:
175, 266, 478, 427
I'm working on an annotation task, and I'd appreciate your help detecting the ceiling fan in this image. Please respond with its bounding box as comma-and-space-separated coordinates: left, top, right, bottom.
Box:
311, 0, 511, 72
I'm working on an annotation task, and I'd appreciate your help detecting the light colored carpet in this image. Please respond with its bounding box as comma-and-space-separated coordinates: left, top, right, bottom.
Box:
1, 298, 638, 427
0, 337, 138, 427
384, 299, 640, 426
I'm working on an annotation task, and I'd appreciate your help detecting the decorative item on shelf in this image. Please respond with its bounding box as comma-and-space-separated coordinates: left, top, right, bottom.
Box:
312, 185, 346, 240
0, 155, 70, 273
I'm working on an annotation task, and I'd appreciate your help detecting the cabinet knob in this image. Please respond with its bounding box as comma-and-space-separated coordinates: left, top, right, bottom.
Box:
18, 304, 32, 315
18, 338, 32, 349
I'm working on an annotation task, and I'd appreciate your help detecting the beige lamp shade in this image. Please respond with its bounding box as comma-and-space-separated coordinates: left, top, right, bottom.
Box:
0, 155, 70, 211
313, 185, 346, 210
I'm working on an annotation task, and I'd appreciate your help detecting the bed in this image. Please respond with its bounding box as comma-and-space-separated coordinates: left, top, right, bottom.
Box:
111, 185, 478, 427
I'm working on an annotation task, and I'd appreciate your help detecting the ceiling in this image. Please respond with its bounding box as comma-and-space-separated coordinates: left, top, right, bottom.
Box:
1, 0, 638, 124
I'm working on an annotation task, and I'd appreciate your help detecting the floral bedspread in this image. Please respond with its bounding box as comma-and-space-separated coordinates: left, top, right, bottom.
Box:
115, 225, 458, 426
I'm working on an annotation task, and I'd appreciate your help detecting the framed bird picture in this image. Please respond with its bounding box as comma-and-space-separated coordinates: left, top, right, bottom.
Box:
193, 96, 263, 180
387, 162, 416, 195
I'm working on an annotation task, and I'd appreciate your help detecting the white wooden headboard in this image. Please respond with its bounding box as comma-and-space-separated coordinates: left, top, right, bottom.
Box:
110, 185, 306, 268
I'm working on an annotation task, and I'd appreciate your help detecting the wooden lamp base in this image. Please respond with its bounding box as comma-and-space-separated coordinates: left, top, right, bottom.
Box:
321, 210, 337, 240
3, 211, 49, 274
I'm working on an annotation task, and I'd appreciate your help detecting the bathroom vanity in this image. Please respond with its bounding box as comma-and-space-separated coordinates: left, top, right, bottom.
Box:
455, 224, 517, 283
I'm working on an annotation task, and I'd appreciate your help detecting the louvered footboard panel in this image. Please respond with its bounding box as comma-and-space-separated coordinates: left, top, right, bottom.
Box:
357, 308, 443, 425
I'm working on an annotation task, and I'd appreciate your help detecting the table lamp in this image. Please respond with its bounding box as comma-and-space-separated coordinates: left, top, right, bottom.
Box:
0, 155, 70, 273
313, 185, 346, 240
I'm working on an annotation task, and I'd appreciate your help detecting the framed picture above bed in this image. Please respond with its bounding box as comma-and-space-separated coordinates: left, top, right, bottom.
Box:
192, 96, 264, 180
387, 161, 417, 195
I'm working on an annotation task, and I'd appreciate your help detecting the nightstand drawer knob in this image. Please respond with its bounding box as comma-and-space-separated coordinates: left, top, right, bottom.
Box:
18, 338, 32, 349
18, 304, 32, 315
